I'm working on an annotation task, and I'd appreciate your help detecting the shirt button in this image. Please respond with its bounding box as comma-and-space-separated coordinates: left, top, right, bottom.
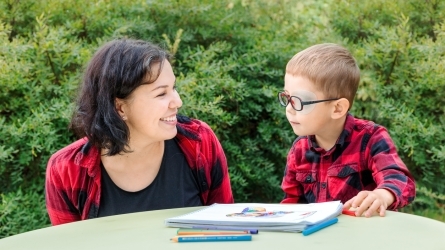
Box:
305, 176, 312, 183
321, 182, 327, 189
201, 181, 207, 187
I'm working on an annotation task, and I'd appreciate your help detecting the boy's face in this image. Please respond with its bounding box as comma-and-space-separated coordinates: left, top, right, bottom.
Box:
283, 74, 334, 136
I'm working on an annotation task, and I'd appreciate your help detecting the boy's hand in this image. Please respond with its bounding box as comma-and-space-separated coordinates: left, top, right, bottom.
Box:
343, 189, 395, 217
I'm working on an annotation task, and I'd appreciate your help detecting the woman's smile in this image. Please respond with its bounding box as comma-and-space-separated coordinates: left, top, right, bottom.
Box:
160, 114, 178, 125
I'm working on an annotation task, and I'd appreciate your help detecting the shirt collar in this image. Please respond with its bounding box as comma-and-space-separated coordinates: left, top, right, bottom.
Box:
74, 138, 101, 177
337, 113, 354, 147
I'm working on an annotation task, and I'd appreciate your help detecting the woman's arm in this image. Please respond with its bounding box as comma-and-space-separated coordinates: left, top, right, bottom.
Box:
45, 155, 81, 225
199, 123, 234, 204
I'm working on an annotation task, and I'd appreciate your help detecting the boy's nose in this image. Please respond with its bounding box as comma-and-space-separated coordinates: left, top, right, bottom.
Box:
286, 102, 296, 114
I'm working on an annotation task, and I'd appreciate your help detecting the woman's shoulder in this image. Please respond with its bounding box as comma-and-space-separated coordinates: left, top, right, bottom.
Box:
177, 115, 211, 128
49, 138, 87, 160
47, 138, 99, 174
177, 115, 214, 139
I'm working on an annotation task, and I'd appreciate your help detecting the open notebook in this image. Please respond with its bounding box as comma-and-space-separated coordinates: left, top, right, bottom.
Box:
165, 201, 343, 232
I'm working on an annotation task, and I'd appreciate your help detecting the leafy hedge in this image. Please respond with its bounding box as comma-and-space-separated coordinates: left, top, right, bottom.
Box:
1, 0, 444, 238
330, 0, 445, 217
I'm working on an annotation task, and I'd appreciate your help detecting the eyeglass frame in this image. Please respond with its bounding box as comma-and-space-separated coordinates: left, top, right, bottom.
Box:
278, 91, 340, 111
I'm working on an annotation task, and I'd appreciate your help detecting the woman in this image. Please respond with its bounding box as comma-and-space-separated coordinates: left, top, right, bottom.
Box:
45, 39, 234, 225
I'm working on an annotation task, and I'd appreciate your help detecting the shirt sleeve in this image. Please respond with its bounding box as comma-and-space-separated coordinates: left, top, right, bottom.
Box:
45, 154, 81, 226
366, 126, 416, 210
281, 143, 306, 204
200, 124, 234, 204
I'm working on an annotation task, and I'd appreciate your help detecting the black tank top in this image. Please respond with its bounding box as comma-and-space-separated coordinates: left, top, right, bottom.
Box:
97, 139, 202, 217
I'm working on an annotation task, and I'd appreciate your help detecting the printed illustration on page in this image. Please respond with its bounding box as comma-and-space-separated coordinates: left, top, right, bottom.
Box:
226, 207, 316, 219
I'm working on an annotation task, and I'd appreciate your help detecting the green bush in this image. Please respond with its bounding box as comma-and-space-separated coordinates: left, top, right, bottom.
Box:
332, 0, 445, 193
0, 186, 48, 236
0, 15, 90, 236
1, 0, 444, 238
332, 0, 445, 219
0, 17, 87, 192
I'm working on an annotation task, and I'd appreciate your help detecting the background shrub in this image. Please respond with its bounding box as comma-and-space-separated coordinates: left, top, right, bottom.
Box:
331, 0, 445, 218
0, 0, 444, 238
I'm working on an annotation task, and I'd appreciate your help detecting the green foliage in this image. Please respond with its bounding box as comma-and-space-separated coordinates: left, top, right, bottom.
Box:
332, 0, 445, 194
401, 186, 445, 221
0, 17, 88, 193
1, 0, 444, 238
0, 185, 49, 238
0, 11, 90, 236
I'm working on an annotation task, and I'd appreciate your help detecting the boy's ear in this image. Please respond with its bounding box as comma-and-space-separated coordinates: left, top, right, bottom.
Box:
331, 98, 349, 119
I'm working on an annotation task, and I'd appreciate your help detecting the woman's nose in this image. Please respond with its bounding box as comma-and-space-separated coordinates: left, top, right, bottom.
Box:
170, 91, 183, 109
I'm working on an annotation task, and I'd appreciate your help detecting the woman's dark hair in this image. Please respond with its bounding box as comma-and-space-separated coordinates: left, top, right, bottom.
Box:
70, 38, 171, 156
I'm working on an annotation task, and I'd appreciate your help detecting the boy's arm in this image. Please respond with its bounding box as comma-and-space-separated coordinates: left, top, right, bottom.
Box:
281, 166, 305, 203
281, 145, 306, 203
366, 126, 416, 210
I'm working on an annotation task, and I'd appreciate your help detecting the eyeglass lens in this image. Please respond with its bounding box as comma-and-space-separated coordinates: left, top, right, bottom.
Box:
279, 92, 302, 111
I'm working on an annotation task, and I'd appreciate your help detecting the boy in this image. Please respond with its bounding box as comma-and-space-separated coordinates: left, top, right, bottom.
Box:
279, 43, 415, 217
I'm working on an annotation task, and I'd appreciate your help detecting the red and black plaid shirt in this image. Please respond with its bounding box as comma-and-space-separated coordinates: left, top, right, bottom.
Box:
45, 116, 234, 226
281, 114, 415, 209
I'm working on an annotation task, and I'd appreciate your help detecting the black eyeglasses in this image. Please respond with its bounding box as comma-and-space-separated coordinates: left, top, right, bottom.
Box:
278, 91, 340, 111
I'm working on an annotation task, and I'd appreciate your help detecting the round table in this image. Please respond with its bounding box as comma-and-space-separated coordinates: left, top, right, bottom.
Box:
1, 207, 444, 250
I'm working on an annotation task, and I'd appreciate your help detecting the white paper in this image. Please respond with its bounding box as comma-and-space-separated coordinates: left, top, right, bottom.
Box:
165, 201, 342, 232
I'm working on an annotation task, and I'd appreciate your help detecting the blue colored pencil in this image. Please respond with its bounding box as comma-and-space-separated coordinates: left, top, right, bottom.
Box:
302, 217, 338, 236
171, 234, 252, 243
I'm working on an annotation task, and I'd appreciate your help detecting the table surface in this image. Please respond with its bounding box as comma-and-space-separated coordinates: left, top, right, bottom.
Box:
1, 207, 445, 250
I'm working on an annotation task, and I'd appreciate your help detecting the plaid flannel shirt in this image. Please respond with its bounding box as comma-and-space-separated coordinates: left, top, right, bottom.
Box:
281, 114, 415, 209
45, 115, 234, 225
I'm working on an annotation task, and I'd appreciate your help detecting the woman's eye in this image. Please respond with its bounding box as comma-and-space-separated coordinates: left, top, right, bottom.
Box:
156, 92, 166, 97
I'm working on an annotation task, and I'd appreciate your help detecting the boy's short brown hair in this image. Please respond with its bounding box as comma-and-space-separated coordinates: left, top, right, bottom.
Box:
286, 43, 360, 108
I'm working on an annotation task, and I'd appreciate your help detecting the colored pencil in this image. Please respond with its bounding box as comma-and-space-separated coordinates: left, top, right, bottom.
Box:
171, 234, 252, 242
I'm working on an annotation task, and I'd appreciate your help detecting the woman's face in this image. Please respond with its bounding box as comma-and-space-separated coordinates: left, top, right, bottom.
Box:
116, 60, 182, 146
